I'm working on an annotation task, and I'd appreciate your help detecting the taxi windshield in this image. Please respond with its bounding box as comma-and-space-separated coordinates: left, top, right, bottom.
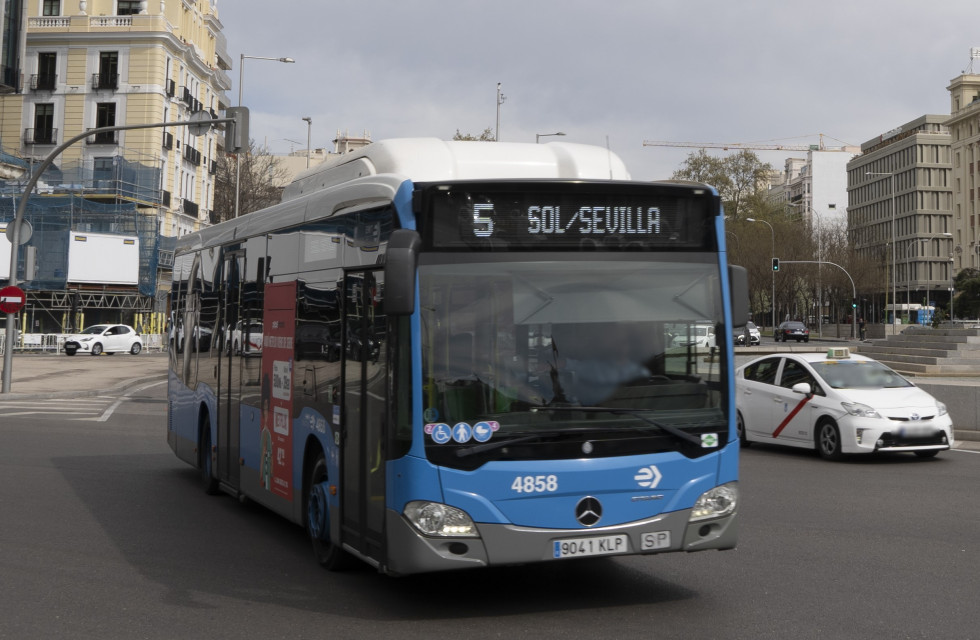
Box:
810, 360, 913, 389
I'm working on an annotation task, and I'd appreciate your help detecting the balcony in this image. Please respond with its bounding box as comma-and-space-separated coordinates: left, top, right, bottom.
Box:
183, 199, 199, 217
162, 131, 173, 150
30, 74, 57, 91
183, 145, 201, 166
24, 127, 58, 145
91, 73, 118, 91
86, 130, 117, 145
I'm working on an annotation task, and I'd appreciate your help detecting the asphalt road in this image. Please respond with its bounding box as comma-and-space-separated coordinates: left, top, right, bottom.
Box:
1, 380, 979, 639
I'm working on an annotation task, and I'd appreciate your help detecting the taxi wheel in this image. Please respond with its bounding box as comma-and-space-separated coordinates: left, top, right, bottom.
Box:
816, 420, 844, 461
130, 342, 142, 355
91, 343, 103, 356
736, 411, 750, 446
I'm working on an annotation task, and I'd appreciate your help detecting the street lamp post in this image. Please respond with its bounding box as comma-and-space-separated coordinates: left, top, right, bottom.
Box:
866, 172, 896, 327
302, 116, 312, 169
747, 217, 775, 335
536, 132, 565, 143
235, 54, 295, 218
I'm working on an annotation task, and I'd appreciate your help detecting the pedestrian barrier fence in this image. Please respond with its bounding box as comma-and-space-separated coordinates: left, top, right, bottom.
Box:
0, 332, 167, 353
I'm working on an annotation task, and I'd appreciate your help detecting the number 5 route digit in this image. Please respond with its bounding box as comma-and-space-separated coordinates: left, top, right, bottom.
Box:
472, 203, 494, 238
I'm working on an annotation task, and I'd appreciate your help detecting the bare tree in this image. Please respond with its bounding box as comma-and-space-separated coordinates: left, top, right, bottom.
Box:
213, 140, 289, 222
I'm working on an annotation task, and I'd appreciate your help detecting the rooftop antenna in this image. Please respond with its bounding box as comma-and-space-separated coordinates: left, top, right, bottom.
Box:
964, 47, 980, 74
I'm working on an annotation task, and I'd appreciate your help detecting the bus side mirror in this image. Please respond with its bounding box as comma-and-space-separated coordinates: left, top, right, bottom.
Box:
729, 265, 749, 329
384, 229, 421, 315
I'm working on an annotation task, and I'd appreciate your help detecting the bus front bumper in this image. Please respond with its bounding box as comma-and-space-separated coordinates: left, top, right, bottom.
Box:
382, 506, 737, 576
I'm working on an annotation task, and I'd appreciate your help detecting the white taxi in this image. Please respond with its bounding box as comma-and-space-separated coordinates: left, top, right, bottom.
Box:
735, 348, 953, 460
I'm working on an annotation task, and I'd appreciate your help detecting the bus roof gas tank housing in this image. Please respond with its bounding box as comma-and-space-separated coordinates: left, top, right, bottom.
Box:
281, 138, 632, 201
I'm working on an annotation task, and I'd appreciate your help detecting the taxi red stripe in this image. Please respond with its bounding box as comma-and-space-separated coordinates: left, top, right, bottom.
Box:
771, 395, 811, 438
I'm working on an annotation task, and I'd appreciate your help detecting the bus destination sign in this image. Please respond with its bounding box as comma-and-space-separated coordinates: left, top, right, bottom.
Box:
422, 182, 714, 250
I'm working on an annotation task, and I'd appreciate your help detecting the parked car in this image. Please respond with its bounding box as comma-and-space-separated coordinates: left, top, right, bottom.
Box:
669, 323, 716, 349
734, 321, 761, 345
775, 320, 809, 342
64, 324, 143, 356
735, 348, 953, 460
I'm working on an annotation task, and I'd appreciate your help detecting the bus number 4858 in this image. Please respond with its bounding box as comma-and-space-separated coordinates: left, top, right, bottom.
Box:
511, 475, 558, 493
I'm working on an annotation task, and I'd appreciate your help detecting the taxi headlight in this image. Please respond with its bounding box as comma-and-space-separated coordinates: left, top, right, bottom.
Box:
842, 402, 881, 419
937, 401, 948, 417
404, 501, 478, 537
80, 337, 93, 342
690, 482, 738, 522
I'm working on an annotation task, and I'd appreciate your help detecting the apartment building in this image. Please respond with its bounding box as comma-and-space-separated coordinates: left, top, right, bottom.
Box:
946, 73, 980, 271
845, 115, 954, 313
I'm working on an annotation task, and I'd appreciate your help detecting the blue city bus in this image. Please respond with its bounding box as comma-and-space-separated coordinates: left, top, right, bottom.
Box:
167, 138, 748, 575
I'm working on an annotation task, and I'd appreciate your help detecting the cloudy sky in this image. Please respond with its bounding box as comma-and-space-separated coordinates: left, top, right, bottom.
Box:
218, 0, 980, 180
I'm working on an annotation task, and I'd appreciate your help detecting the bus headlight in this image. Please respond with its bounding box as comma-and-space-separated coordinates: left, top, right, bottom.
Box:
403, 501, 478, 537
689, 483, 738, 522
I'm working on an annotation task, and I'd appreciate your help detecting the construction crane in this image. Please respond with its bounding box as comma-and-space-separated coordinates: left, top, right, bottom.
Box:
642, 133, 846, 152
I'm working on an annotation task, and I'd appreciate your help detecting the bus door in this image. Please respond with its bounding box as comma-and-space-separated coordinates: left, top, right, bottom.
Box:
218, 250, 244, 489
340, 268, 387, 565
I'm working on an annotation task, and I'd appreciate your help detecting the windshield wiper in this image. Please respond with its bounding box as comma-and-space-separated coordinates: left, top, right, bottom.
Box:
455, 433, 549, 458
529, 405, 703, 446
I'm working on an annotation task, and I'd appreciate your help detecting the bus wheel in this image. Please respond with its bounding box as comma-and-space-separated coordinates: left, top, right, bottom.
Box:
199, 417, 220, 495
305, 452, 351, 570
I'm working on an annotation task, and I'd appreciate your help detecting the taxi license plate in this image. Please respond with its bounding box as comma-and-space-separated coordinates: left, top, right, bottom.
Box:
898, 424, 935, 437
553, 534, 628, 559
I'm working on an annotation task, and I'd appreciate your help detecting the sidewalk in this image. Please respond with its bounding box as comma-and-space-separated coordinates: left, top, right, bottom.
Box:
0, 352, 168, 399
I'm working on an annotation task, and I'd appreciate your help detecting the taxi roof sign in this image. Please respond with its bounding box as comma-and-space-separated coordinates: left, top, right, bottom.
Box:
826, 347, 850, 359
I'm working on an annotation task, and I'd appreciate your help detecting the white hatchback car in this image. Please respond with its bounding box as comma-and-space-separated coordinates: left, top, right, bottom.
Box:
735, 348, 953, 460
64, 324, 143, 356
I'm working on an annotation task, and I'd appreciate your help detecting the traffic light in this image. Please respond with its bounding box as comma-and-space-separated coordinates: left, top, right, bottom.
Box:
224, 106, 250, 154
851, 299, 857, 309
772, 258, 780, 271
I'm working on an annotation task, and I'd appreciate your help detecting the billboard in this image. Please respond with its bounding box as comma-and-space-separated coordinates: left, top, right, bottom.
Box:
66, 231, 139, 285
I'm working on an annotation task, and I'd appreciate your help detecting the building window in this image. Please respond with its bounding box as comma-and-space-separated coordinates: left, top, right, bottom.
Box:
35, 52, 57, 90
95, 52, 119, 90
42, 0, 61, 16
93, 157, 115, 188
33, 103, 55, 144
117, 1, 141, 15
93, 103, 117, 144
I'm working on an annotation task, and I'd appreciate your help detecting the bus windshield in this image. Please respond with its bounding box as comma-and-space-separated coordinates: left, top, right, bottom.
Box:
419, 255, 728, 469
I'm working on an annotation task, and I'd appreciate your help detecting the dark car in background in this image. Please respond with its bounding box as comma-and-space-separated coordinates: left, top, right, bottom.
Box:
775, 321, 809, 343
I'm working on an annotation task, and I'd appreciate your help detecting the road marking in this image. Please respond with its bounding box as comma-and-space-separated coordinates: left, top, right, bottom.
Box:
96, 379, 167, 422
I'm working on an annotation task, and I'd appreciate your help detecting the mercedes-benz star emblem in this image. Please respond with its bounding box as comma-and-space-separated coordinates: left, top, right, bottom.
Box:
575, 496, 602, 527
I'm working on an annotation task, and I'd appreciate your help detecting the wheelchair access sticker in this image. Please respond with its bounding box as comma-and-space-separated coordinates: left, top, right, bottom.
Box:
425, 421, 500, 444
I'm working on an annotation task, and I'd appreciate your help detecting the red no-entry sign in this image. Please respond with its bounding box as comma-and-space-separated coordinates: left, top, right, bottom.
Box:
0, 285, 25, 314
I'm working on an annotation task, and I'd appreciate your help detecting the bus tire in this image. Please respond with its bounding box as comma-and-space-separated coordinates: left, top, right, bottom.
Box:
305, 451, 352, 570
199, 413, 220, 495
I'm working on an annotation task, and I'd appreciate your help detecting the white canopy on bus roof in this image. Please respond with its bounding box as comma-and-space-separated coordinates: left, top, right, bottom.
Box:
282, 137, 631, 201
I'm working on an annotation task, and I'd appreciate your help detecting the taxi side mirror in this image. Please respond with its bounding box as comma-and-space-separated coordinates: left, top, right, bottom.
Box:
791, 382, 812, 397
